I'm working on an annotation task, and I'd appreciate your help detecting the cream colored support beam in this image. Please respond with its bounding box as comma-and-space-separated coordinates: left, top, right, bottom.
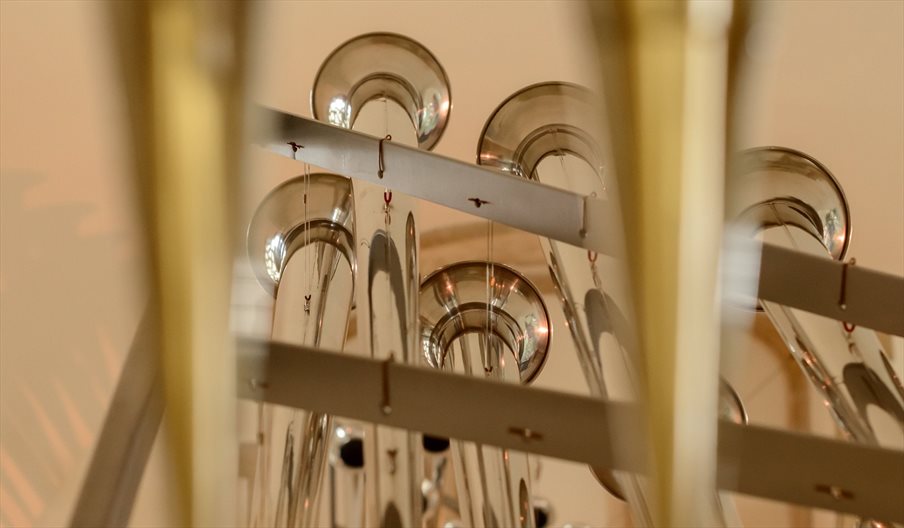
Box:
69, 307, 162, 527
236, 338, 904, 522
757, 243, 904, 336
255, 108, 904, 337
254, 106, 622, 257
110, 3, 248, 525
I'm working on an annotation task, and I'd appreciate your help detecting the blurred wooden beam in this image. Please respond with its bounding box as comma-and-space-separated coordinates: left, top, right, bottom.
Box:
589, 1, 745, 525
110, 2, 249, 524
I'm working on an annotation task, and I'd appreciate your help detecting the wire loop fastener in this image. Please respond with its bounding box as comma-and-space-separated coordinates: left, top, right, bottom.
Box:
508, 426, 543, 442
377, 134, 392, 179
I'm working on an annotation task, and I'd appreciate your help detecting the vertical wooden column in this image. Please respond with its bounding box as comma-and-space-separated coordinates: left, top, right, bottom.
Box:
590, 2, 741, 526
110, 2, 248, 525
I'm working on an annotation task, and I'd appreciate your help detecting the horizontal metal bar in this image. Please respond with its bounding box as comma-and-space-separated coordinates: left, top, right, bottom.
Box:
237, 338, 904, 522
718, 422, 904, 523
238, 336, 646, 473
758, 243, 904, 336
254, 107, 904, 336
254, 106, 619, 256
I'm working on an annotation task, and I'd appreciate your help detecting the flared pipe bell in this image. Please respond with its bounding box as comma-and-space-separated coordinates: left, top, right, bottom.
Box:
419, 261, 551, 384
311, 32, 452, 151
245, 172, 356, 528
478, 82, 605, 180
247, 173, 356, 295
729, 146, 851, 261
420, 261, 550, 528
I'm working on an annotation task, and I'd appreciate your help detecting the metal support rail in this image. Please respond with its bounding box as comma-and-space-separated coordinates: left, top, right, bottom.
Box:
237, 337, 904, 522
254, 105, 620, 256
758, 243, 903, 336
254, 107, 904, 336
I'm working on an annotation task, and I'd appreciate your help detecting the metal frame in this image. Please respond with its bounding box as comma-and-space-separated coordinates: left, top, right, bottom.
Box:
69, 108, 903, 526
758, 243, 903, 335
255, 107, 904, 337
256, 106, 621, 257
237, 338, 904, 522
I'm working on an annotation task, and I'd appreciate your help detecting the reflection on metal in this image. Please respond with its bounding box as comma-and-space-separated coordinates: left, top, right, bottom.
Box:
248, 174, 356, 295
329, 422, 367, 528
420, 262, 551, 383
312, 32, 451, 151
254, 107, 618, 256
312, 31, 451, 528
731, 147, 904, 527
420, 261, 550, 528
718, 381, 749, 428
478, 82, 605, 181
247, 173, 356, 527
478, 81, 654, 524
590, 380, 749, 504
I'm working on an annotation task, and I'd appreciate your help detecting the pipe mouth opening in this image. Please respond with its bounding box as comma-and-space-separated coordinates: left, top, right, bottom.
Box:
729, 146, 851, 261
419, 261, 551, 384
247, 173, 356, 296
311, 32, 451, 151
478, 82, 606, 184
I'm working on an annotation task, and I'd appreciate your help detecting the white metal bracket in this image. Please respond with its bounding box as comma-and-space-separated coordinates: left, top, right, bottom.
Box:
237, 337, 904, 522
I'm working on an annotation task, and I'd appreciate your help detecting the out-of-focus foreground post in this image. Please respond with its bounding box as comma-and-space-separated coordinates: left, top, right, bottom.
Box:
109, 2, 250, 525
589, 2, 749, 526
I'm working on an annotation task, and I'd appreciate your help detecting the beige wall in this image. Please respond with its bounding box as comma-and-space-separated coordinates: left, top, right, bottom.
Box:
0, 2, 146, 527
0, 1, 901, 527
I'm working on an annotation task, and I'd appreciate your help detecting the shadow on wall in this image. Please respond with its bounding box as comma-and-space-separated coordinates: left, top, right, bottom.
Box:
0, 170, 146, 527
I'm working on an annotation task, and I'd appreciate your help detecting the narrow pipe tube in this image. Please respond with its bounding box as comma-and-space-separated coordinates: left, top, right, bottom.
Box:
329, 422, 367, 528
311, 31, 452, 528
478, 82, 749, 527
477, 82, 653, 526
247, 173, 356, 527
420, 261, 551, 528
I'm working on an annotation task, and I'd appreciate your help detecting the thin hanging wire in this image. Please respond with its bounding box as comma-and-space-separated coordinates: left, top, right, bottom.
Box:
771, 202, 801, 252
382, 98, 393, 348
383, 96, 389, 137
486, 112, 496, 356
303, 163, 312, 315
485, 219, 494, 374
